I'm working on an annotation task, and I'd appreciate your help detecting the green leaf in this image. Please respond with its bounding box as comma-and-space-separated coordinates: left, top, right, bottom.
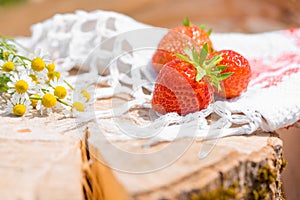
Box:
183, 17, 190, 26
196, 67, 206, 82
199, 24, 206, 30
199, 43, 208, 66
184, 48, 193, 60
218, 72, 234, 80
216, 65, 228, 71
174, 53, 191, 63
210, 70, 222, 75
207, 28, 213, 36
216, 84, 222, 92
0, 74, 10, 93
192, 48, 199, 64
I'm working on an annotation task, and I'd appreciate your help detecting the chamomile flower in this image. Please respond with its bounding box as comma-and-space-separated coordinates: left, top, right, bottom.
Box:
74, 84, 94, 103
28, 69, 48, 85
46, 62, 55, 72
1, 61, 15, 72
66, 86, 94, 117
80, 89, 91, 102
41, 93, 57, 108
28, 49, 51, 76
30, 93, 42, 108
59, 89, 91, 118
1, 51, 10, 61
7, 72, 36, 97
31, 57, 46, 72
1, 38, 84, 118
6, 93, 32, 116
1, 54, 22, 72
49, 78, 69, 100
35, 93, 58, 115
68, 100, 91, 118
30, 48, 50, 60
47, 70, 61, 81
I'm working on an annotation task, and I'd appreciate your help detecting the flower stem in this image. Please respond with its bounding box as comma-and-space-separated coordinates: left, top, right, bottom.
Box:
29, 97, 42, 101
57, 99, 71, 107
64, 80, 74, 90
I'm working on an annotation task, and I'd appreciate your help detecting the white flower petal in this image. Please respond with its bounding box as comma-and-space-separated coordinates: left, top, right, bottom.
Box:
7, 82, 14, 87
7, 89, 15, 94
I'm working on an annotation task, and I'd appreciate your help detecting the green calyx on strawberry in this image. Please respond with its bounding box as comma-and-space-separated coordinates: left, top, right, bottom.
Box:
151, 44, 232, 115
175, 44, 233, 91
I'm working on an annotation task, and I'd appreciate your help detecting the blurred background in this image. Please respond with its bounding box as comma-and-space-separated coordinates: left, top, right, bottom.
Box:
0, 0, 299, 199
0, 0, 299, 36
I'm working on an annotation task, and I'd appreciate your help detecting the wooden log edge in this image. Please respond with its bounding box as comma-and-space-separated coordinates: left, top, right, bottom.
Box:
80, 127, 129, 200
80, 128, 286, 200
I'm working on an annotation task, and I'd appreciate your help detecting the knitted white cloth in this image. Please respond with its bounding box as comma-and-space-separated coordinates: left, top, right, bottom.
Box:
18, 10, 300, 142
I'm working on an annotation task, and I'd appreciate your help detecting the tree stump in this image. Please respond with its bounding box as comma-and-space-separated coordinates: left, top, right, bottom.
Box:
0, 106, 286, 200
83, 128, 285, 200
0, 114, 83, 200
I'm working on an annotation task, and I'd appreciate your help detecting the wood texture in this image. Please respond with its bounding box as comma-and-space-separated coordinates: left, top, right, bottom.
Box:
85, 127, 285, 200
0, 113, 83, 200
0, 101, 286, 200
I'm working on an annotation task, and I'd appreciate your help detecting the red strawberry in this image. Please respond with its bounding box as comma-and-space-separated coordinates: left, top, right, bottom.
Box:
152, 18, 213, 72
152, 45, 231, 115
211, 50, 251, 98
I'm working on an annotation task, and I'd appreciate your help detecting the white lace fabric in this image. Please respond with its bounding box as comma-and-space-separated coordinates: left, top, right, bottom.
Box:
17, 10, 300, 142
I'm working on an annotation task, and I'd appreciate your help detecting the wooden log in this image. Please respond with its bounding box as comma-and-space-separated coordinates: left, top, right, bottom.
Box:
0, 114, 83, 200
84, 128, 285, 200
80, 94, 286, 200
0, 99, 286, 200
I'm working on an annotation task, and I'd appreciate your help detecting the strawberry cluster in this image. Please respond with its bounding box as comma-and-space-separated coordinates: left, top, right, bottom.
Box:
151, 18, 251, 115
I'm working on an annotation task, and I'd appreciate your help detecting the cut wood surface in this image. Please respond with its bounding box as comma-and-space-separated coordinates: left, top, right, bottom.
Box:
0, 113, 83, 200
86, 128, 285, 200
82, 95, 285, 200
0, 108, 286, 200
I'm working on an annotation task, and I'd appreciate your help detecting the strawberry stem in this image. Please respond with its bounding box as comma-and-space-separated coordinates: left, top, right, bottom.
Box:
183, 17, 191, 26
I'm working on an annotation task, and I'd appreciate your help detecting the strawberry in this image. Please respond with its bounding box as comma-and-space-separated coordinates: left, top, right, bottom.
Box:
211, 50, 251, 98
152, 18, 213, 72
152, 45, 231, 115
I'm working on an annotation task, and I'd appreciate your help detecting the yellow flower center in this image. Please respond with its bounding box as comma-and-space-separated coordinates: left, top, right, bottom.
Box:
29, 74, 39, 84
15, 80, 28, 94
72, 101, 85, 112
42, 94, 57, 108
31, 57, 45, 72
81, 90, 91, 102
2, 61, 15, 72
13, 104, 26, 116
46, 62, 55, 72
54, 86, 67, 99
30, 94, 40, 108
47, 71, 61, 81
2, 51, 9, 60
